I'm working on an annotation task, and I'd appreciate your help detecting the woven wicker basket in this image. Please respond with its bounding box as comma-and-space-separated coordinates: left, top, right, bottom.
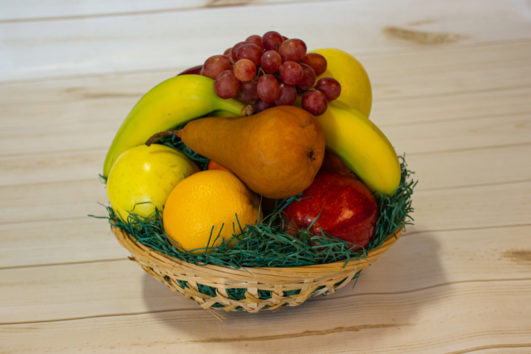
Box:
112, 226, 402, 314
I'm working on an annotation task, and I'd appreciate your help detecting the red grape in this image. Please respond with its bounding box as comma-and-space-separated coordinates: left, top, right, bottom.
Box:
262, 31, 283, 51
316, 77, 341, 101
297, 63, 316, 90
200, 33, 335, 115
231, 41, 248, 62
246, 34, 263, 49
278, 38, 307, 62
238, 80, 259, 102
235, 43, 263, 65
302, 90, 328, 115
275, 84, 298, 106
201, 55, 231, 79
279, 61, 304, 85
214, 70, 240, 98
257, 74, 281, 103
260, 50, 282, 73
253, 100, 275, 113
233, 58, 257, 82
302, 53, 327, 76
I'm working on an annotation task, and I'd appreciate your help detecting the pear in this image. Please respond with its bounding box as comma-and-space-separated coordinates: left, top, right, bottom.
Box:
177, 106, 325, 199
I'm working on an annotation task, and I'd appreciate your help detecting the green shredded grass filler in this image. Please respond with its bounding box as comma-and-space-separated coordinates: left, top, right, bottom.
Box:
102, 146, 415, 267
97, 137, 416, 305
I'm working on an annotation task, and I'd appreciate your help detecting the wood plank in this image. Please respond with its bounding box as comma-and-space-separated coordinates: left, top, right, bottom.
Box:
2, 0, 531, 81
0, 0, 319, 22
411, 180, 531, 233
0, 148, 106, 186
2, 159, 530, 226
2, 115, 530, 187
368, 40, 531, 106
2, 225, 530, 323
354, 226, 531, 294
0, 259, 198, 324
384, 113, 531, 156
2, 40, 530, 121
1, 279, 529, 353
406, 144, 531, 191
0, 178, 107, 224
0, 218, 127, 268
2, 107, 530, 187
374, 85, 531, 126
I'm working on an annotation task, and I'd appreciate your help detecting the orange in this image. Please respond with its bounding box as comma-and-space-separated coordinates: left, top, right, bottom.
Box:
162, 170, 261, 252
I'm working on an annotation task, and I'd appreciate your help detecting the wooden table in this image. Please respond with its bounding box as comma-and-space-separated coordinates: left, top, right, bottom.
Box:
2, 1, 531, 352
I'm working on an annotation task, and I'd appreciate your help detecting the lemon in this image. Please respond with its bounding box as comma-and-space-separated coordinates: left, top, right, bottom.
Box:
311, 48, 372, 117
107, 144, 199, 221
163, 170, 261, 252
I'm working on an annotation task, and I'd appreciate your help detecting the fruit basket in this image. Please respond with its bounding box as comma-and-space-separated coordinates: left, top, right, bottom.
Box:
100, 32, 415, 315
112, 226, 402, 313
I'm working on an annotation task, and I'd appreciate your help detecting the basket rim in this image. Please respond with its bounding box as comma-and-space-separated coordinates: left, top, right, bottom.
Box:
112, 226, 403, 275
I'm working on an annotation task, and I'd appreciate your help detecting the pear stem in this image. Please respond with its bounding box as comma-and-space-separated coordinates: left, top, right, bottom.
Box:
242, 104, 254, 116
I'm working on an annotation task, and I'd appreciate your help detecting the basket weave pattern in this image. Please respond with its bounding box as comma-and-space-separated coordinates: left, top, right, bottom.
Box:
113, 227, 402, 313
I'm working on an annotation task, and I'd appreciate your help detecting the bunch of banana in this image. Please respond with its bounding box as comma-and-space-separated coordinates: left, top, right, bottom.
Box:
102, 74, 247, 177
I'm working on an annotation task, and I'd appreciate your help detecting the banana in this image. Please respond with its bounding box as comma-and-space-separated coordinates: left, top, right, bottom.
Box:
102, 75, 246, 177
317, 105, 401, 195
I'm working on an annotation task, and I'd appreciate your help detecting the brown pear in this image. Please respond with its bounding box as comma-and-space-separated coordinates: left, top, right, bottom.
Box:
177, 105, 325, 199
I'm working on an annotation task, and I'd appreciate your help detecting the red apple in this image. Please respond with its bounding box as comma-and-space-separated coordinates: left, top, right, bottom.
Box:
284, 172, 378, 248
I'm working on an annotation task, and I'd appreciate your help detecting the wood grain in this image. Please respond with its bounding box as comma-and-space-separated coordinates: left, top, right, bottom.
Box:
1, 0, 531, 352
0, 0, 322, 22
2, 0, 531, 81
1, 281, 530, 353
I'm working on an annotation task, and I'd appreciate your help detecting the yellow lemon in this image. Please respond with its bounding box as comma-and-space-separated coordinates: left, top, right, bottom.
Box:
311, 48, 372, 117
107, 144, 199, 221
163, 170, 262, 252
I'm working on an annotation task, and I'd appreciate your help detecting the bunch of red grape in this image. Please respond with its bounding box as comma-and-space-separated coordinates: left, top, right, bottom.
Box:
199, 31, 341, 115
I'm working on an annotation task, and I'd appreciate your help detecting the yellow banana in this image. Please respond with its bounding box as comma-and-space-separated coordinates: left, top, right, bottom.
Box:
317, 105, 401, 195
102, 75, 246, 177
